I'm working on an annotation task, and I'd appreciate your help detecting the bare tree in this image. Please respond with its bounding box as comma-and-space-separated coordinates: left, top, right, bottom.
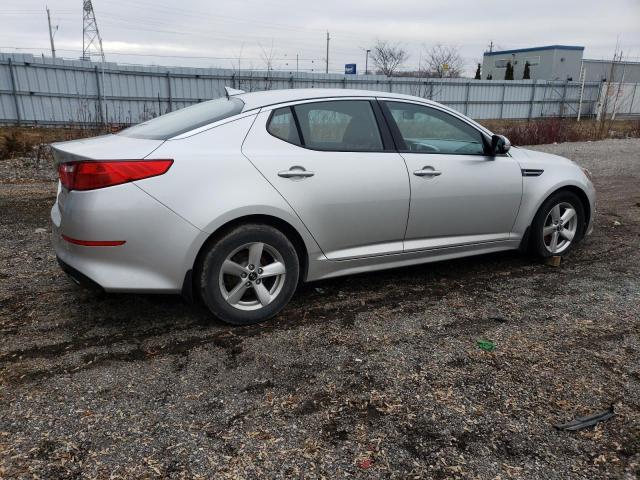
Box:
420, 44, 464, 78
259, 41, 276, 90
259, 41, 276, 72
598, 42, 626, 137
370, 40, 409, 76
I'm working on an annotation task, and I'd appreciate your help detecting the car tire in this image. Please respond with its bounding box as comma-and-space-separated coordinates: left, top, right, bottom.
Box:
198, 224, 299, 325
530, 190, 586, 258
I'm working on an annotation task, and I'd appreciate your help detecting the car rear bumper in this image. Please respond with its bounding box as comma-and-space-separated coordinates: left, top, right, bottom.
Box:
57, 256, 105, 293
51, 182, 207, 293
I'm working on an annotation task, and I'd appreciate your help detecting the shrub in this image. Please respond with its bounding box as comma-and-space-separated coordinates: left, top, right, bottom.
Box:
482, 118, 601, 146
505, 62, 514, 80
0, 132, 27, 160
0, 127, 102, 161
474, 63, 481, 80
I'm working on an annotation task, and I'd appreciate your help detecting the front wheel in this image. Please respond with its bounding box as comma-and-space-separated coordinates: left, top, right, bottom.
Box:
198, 224, 300, 325
530, 191, 585, 258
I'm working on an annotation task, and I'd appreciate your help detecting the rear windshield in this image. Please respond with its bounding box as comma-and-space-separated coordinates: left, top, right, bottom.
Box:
119, 97, 245, 140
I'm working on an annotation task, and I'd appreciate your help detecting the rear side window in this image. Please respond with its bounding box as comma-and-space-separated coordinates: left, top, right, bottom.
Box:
119, 97, 244, 140
267, 107, 301, 145
293, 100, 382, 152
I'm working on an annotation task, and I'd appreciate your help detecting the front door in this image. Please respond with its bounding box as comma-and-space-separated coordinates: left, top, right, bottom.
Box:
380, 100, 522, 252
243, 99, 410, 260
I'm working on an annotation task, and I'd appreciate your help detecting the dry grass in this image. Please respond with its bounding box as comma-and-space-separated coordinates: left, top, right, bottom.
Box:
481, 118, 640, 146
0, 127, 104, 160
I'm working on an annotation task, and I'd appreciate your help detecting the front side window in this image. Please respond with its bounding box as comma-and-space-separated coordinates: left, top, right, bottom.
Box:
384, 101, 486, 155
293, 100, 382, 152
267, 107, 301, 145
119, 97, 244, 140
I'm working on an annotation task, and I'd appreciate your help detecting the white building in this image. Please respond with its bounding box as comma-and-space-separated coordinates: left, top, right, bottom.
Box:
482, 45, 640, 84
482, 45, 584, 81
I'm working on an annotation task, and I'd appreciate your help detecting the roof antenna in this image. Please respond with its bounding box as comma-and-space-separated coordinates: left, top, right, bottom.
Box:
225, 86, 246, 99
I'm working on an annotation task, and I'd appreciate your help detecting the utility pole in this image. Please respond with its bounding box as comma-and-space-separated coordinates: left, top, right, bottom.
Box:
365, 49, 370, 75
325, 31, 330, 74
46, 6, 56, 58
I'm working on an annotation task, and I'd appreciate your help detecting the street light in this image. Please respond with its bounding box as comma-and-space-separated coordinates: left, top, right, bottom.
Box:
365, 49, 371, 75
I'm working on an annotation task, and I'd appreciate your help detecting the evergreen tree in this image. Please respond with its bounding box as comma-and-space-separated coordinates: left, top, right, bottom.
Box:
474, 63, 481, 80
523, 61, 531, 79
505, 61, 514, 80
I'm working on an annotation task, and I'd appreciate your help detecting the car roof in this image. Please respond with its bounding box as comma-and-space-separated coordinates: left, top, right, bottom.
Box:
234, 88, 493, 137
237, 88, 438, 111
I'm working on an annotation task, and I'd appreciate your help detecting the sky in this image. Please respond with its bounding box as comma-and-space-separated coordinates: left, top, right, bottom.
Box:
2, 0, 639, 76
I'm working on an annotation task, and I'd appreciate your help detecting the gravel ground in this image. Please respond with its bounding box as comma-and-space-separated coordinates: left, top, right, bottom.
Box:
1, 138, 639, 479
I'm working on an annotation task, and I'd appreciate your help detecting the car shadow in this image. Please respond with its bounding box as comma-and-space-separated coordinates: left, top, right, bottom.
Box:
79, 248, 529, 332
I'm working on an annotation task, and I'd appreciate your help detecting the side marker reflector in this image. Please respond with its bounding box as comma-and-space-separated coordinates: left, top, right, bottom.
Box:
62, 234, 126, 247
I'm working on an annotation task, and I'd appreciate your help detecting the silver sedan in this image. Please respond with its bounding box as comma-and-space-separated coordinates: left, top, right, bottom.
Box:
51, 88, 595, 324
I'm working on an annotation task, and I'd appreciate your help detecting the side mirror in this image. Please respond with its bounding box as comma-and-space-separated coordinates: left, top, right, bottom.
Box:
491, 134, 511, 155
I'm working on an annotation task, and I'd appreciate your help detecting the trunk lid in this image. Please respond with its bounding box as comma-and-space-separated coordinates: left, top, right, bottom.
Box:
51, 134, 164, 164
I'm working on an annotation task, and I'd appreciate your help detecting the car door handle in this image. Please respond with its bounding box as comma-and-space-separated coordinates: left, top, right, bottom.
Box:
278, 166, 315, 178
413, 167, 442, 177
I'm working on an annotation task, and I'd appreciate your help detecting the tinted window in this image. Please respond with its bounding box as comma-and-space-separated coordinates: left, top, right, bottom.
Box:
385, 101, 485, 155
293, 100, 382, 152
267, 107, 301, 145
119, 97, 244, 140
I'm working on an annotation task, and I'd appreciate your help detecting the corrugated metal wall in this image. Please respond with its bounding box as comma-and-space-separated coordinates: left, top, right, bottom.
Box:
0, 52, 623, 127
597, 82, 640, 117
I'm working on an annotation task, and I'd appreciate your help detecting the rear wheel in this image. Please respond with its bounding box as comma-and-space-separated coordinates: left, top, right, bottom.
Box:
199, 224, 299, 325
530, 191, 585, 258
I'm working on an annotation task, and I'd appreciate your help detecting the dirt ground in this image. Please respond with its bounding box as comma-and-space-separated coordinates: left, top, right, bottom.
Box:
0, 139, 639, 479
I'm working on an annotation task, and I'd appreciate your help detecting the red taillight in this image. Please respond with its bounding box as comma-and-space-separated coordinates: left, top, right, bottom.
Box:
58, 159, 173, 191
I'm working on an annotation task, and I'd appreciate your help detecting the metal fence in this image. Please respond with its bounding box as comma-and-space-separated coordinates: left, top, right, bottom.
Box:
596, 82, 640, 119
0, 52, 631, 127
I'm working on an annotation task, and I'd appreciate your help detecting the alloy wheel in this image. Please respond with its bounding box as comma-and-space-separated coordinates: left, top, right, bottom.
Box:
542, 202, 578, 254
219, 242, 287, 311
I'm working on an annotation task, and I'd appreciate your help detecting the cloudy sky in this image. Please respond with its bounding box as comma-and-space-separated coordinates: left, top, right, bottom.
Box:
2, 0, 639, 75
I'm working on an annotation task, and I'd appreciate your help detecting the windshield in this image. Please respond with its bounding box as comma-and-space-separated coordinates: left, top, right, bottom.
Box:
119, 97, 245, 140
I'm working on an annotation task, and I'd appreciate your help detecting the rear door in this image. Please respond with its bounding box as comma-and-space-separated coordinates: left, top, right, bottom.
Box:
380, 100, 522, 252
242, 99, 410, 260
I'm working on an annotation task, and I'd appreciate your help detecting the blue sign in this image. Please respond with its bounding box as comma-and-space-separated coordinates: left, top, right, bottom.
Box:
345, 64, 357, 75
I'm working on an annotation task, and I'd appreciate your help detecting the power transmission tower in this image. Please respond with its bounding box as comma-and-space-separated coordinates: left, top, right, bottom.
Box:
46, 6, 57, 58
82, 0, 107, 126
82, 0, 104, 61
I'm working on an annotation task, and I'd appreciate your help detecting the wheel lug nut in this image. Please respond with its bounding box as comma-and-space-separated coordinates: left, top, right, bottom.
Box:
258, 268, 263, 274
245, 282, 251, 287
256, 279, 261, 284
248, 264, 255, 271
241, 273, 247, 278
